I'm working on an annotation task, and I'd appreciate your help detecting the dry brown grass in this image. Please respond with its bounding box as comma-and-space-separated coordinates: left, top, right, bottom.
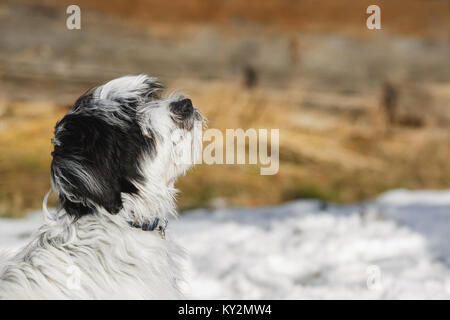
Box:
1, 79, 449, 217
0, 101, 67, 216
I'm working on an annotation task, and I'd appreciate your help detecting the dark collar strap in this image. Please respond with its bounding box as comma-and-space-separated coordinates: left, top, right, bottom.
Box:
127, 218, 167, 239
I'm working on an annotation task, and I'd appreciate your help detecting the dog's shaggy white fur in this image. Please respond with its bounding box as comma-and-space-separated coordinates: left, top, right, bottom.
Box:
0, 75, 205, 299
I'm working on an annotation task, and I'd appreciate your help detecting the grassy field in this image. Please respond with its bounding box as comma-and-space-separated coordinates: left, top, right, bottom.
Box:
1, 79, 449, 217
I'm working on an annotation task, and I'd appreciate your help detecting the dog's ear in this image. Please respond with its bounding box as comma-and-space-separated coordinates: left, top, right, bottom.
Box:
50, 75, 159, 218
51, 113, 125, 218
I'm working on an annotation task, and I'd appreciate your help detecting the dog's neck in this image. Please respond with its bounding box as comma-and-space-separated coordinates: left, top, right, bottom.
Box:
119, 173, 179, 230
119, 151, 188, 228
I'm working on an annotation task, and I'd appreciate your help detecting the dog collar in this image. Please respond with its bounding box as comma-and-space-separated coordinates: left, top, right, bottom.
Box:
127, 218, 167, 239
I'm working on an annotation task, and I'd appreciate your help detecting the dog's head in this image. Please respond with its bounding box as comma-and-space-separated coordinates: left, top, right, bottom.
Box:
50, 75, 204, 219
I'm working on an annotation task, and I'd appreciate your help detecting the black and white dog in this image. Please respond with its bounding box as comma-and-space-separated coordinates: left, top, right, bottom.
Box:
0, 75, 205, 299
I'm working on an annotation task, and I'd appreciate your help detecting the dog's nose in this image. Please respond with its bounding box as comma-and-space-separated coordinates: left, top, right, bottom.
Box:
170, 99, 193, 118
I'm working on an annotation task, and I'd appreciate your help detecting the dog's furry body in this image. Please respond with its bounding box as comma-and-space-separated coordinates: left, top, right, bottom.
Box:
0, 211, 184, 299
0, 75, 204, 299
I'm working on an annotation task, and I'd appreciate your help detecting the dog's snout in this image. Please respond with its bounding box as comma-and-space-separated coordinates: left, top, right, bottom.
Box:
170, 99, 193, 118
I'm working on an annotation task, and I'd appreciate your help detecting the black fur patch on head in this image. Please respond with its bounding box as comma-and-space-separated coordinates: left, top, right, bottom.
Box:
51, 92, 155, 219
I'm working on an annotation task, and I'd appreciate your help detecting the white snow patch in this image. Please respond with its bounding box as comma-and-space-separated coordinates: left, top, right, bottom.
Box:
1, 190, 450, 299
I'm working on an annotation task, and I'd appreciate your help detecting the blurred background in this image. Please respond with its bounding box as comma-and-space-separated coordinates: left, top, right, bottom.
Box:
2, 0, 450, 300
0, 0, 449, 218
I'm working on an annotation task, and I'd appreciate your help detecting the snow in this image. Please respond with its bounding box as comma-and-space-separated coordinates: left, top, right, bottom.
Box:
1, 189, 450, 299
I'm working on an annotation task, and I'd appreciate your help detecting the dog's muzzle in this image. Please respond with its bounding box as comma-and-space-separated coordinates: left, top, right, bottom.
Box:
170, 98, 194, 120
170, 98, 202, 131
